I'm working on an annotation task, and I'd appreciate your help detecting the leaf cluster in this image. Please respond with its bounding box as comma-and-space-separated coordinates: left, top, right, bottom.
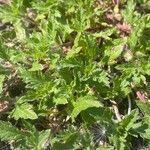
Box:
0, 0, 150, 149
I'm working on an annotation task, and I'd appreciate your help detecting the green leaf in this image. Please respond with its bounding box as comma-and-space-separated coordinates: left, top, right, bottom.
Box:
120, 109, 139, 131
112, 133, 128, 150
0, 121, 24, 141
53, 95, 68, 105
93, 70, 110, 87
11, 103, 38, 120
141, 128, 150, 140
136, 101, 150, 115
108, 44, 124, 64
14, 21, 26, 41
96, 147, 114, 150
71, 95, 102, 120
137, 115, 150, 140
38, 130, 51, 149
0, 41, 10, 60
66, 46, 82, 59
123, 0, 136, 23
29, 62, 43, 71
0, 6, 16, 23
52, 131, 78, 150
103, 39, 126, 65
66, 32, 82, 59
92, 28, 116, 40
85, 107, 113, 122
19, 68, 45, 89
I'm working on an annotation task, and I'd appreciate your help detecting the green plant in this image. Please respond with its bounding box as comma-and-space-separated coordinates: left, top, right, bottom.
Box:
0, 0, 150, 149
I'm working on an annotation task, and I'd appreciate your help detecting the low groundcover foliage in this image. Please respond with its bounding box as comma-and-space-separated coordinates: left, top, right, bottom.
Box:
0, 0, 150, 149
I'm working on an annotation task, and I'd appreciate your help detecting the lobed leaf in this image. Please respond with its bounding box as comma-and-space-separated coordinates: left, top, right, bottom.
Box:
71, 95, 102, 120
11, 103, 38, 120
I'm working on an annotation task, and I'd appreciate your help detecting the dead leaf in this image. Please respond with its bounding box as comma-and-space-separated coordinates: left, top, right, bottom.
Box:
0, 101, 9, 113
0, 0, 11, 5
116, 23, 131, 34
136, 91, 148, 103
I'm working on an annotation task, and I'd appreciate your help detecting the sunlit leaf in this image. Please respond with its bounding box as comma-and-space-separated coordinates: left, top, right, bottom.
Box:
71, 95, 102, 120
11, 103, 38, 120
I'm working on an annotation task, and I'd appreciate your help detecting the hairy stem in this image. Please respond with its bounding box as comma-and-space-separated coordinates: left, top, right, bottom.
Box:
110, 100, 122, 122
127, 95, 131, 115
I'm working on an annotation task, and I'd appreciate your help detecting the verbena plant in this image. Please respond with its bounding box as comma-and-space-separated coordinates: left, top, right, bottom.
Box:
0, 0, 150, 149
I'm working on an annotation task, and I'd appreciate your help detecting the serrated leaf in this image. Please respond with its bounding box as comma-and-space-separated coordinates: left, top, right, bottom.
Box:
141, 129, 150, 140
66, 47, 82, 59
93, 70, 110, 87
108, 45, 123, 64
29, 62, 43, 71
14, 21, 26, 41
136, 101, 150, 115
0, 41, 9, 60
92, 28, 116, 40
19, 67, 45, 88
0, 121, 24, 141
52, 131, 78, 150
123, 0, 135, 23
38, 130, 51, 149
138, 116, 150, 140
11, 103, 38, 120
66, 32, 82, 59
120, 109, 139, 131
71, 95, 102, 120
53, 96, 68, 105
85, 107, 113, 122
96, 147, 114, 150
